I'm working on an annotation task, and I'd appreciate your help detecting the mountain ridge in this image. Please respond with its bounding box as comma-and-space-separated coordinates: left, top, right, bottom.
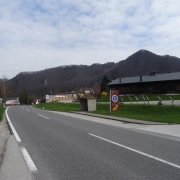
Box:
9, 49, 180, 97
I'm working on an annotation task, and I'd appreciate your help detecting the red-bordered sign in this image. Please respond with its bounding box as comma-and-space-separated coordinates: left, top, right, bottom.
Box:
110, 90, 119, 112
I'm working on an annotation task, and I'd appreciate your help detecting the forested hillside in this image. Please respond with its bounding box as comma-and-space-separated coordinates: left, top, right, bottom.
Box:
10, 63, 115, 97
9, 50, 180, 97
107, 50, 180, 79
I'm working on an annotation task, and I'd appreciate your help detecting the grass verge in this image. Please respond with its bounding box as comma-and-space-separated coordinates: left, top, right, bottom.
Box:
0, 107, 5, 122
35, 102, 79, 112
36, 102, 180, 123
93, 104, 180, 123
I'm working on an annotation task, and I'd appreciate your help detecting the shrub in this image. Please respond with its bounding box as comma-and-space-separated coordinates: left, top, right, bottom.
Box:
101, 91, 108, 97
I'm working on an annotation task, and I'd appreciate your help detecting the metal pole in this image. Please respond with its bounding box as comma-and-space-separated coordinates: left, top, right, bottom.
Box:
3, 79, 6, 101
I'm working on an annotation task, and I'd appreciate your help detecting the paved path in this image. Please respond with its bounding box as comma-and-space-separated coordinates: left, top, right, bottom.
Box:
69, 111, 180, 138
0, 115, 10, 162
71, 111, 169, 125
0, 114, 34, 180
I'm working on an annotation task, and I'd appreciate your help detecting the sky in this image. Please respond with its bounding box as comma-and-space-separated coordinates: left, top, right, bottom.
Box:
1, 0, 180, 79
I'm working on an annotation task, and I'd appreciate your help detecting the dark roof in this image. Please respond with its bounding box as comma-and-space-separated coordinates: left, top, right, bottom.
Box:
108, 72, 180, 86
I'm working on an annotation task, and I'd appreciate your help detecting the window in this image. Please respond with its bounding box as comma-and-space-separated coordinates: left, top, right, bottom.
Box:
153, 84, 161, 92
130, 85, 137, 93
167, 83, 175, 92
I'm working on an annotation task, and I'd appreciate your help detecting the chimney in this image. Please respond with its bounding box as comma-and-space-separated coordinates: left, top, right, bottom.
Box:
140, 75, 142, 81
119, 78, 121, 83
150, 72, 158, 75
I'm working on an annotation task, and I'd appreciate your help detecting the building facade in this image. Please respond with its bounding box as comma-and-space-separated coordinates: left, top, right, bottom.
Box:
108, 72, 180, 94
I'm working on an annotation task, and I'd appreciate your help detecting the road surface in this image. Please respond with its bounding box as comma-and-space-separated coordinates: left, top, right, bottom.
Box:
6, 106, 180, 180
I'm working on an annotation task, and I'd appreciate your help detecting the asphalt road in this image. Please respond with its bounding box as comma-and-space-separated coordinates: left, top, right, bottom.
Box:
7, 106, 180, 180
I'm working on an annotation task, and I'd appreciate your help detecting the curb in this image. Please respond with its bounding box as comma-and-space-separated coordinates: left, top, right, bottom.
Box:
0, 136, 34, 180
0, 108, 34, 180
70, 111, 169, 125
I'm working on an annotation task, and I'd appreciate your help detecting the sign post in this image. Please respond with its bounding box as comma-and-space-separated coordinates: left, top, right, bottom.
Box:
110, 90, 119, 112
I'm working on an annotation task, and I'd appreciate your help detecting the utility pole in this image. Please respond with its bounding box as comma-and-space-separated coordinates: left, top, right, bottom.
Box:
3, 79, 6, 101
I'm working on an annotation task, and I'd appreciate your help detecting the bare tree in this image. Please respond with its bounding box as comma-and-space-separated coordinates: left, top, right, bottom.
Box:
93, 82, 101, 98
0, 75, 11, 102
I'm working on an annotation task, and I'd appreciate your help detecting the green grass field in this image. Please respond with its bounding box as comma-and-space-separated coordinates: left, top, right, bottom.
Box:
93, 104, 180, 123
0, 107, 5, 122
35, 102, 180, 123
35, 102, 79, 112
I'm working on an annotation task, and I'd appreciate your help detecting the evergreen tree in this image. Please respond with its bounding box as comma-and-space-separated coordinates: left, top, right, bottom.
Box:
19, 89, 28, 104
100, 76, 111, 92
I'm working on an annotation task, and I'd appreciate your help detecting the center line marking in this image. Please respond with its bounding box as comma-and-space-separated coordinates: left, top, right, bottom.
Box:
89, 133, 180, 169
37, 114, 49, 119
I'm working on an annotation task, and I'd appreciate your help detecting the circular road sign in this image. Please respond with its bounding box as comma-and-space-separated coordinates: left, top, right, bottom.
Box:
112, 95, 118, 102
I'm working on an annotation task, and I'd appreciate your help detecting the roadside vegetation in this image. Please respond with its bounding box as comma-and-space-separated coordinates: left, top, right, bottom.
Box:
35, 101, 180, 124
94, 104, 180, 124
35, 101, 79, 112
0, 106, 5, 122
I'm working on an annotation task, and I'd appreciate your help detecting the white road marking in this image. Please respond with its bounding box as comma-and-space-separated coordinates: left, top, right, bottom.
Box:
89, 133, 180, 169
21, 147, 38, 172
37, 114, 49, 119
6, 107, 22, 142
26, 109, 29, 111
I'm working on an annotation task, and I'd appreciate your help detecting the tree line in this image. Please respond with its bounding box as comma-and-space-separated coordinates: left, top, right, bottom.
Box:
0, 74, 111, 104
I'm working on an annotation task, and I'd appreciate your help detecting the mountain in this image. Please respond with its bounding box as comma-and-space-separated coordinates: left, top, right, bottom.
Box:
10, 63, 115, 97
107, 49, 180, 79
9, 50, 180, 97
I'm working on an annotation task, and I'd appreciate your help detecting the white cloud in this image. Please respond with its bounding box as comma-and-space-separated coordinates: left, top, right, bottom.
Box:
1, 0, 180, 78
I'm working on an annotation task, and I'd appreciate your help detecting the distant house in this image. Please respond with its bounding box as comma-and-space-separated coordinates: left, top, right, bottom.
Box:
108, 72, 180, 94
44, 78, 48, 85
79, 87, 95, 96
46, 92, 77, 103
55, 92, 77, 98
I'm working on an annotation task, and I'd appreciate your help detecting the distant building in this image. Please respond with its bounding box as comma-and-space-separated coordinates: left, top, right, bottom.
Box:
46, 92, 77, 103
44, 79, 48, 85
79, 87, 94, 96
108, 72, 180, 94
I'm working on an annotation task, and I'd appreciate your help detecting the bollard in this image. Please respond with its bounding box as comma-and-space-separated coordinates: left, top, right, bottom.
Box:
142, 96, 146, 104
158, 100, 163, 105
146, 96, 149, 105
121, 97, 124, 104
169, 96, 174, 106
128, 96, 132, 104
135, 96, 138, 104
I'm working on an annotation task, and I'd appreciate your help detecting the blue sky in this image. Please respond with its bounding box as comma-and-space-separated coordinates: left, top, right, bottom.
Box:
1, 0, 180, 78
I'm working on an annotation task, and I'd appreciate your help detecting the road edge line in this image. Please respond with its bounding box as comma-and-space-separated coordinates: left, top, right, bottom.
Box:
21, 147, 38, 172
6, 107, 22, 142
